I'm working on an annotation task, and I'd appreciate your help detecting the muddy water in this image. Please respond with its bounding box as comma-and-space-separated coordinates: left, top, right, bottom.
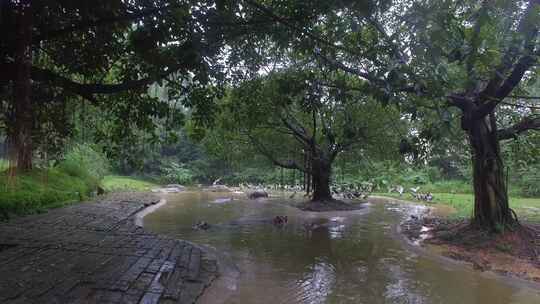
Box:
143, 191, 540, 304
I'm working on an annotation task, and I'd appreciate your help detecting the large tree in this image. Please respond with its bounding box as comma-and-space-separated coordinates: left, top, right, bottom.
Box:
243, 0, 540, 230
222, 69, 401, 203
396, 0, 540, 230
0, 0, 229, 171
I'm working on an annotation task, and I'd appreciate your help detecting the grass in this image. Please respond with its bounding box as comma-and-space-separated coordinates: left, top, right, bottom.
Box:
101, 175, 159, 192
0, 159, 8, 171
391, 180, 523, 197
0, 167, 99, 219
376, 192, 540, 222
0, 169, 160, 219
418, 180, 472, 194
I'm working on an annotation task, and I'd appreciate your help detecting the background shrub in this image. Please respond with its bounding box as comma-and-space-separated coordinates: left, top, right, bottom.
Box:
160, 161, 195, 185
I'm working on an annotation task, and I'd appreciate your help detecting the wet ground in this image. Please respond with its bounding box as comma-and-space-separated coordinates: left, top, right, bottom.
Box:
144, 191, 540, 304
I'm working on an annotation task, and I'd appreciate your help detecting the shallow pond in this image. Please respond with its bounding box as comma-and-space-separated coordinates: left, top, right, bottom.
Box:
143, 191, 540, 304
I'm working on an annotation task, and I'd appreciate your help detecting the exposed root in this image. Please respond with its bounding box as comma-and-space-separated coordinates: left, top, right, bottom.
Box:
510, 208, 521, 227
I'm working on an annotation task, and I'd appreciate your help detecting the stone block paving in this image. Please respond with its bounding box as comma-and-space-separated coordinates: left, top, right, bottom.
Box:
0, 193, 218, 304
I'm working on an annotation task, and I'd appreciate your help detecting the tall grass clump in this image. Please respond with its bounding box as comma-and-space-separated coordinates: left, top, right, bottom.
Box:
0, 144, 109, 219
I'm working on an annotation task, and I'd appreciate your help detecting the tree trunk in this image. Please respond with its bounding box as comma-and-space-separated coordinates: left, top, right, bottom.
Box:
467, 114, 514, 230
311, 158, 333, 202
9, 1, 33, 172
280, 167, 284, 190
303, 153, 307, 191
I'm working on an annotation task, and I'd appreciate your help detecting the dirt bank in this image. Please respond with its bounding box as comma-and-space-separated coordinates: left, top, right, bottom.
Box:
401, 216, 540, 283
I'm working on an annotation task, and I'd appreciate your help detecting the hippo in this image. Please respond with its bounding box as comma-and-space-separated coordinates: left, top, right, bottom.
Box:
247, 190, 269, 199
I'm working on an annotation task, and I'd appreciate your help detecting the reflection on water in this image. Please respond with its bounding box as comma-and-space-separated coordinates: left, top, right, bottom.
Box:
143, 191, 540, 304
297, 261, 335, 304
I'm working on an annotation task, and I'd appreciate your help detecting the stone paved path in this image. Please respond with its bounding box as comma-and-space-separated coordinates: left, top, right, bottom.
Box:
0, 193, 218, 304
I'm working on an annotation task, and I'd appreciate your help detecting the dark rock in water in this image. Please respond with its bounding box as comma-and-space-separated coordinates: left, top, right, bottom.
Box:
193, 221, 210, 230
247, 190, 268, 199
272, 215, 288, 226
97, 186, 105, 195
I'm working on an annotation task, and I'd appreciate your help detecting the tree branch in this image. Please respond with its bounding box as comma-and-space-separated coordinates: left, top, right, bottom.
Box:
315, 52, 418, 94
0, 62, 182, 103
500, 101, 540, 110
498, 115, 540, 140
319, 111, 336, 147
242, 0, 358, 56
474, 0, 540, 116
31, 66, 153, 99
447, 93, 476, 112
495, 54, 539, 100
508, 95, 540, 100
465, 2, 487, 77
365, 17, 408, 65
475, 52, 539, 118
34, 4, 184, 42
278, 110, 311, 145
246, 133, 309, 173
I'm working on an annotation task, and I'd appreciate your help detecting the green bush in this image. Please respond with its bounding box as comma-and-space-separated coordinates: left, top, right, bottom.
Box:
425, 166, 443, 182
0, 144, 109, 219
421, 180, 472, 194
58, 144, 109, 181
101, 175, 159, 192
519, 167, 540, 197
0, 159, 8, 171
161, 161, 194, 185
334, 162, 446, 191
0, 167, 97, 219
401, 167, 430, 185
227, 167, 275, 185
186, 159, 218, 183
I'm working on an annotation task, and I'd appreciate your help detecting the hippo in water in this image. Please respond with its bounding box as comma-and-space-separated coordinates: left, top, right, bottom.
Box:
247, 190, 269, 199
272, 215, 288, 226
192, 221, 210, 230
